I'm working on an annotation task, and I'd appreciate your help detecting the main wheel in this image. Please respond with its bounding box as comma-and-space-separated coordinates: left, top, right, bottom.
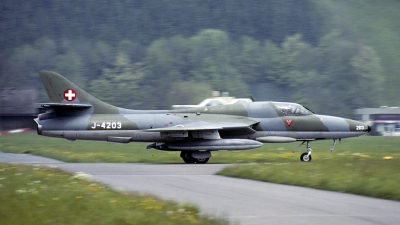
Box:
195, 158, 209, 164
181, 152, 196, 164
300, 153, 312, 162
180, 152, 210, 164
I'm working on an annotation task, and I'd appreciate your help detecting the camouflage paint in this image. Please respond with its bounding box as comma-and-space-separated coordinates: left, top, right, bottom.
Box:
35, 71, 371, 163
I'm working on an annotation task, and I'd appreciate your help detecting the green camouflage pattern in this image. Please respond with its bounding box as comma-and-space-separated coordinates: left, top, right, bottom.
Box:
35, 71, 371, 163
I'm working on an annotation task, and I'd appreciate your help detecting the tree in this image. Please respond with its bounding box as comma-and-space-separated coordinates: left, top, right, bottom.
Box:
189, 29, 249, 97
9, 37, 59, 101
279, 34, 316, 85
350, 45, 384, 107
165, 81, 214, 106
292, 31, 385, 117
89, 53, 145, 109
235, 36, 264, 83
54, 51, 85, 87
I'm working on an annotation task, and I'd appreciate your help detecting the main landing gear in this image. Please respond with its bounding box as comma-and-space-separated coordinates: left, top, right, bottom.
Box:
293, 139, 340, 162
180, 151, 211, 164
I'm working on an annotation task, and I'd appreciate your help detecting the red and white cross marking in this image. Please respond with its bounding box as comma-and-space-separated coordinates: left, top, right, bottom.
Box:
64, 88, 77, 101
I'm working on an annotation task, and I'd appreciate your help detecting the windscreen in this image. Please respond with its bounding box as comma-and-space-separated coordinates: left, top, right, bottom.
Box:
273, 102, 313, 116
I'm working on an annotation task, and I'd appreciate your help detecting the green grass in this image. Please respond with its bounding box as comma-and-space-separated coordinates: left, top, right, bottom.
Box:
0, 163, 228, 225
0, 132, 399, 164
217, 158, 400, 201
1, 132, 400, 201
0, 132, 183, 163
216, 136, 400, 201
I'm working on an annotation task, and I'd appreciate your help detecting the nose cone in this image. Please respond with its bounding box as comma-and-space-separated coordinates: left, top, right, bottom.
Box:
346, 119, 370, 133
317, 115, 370, 138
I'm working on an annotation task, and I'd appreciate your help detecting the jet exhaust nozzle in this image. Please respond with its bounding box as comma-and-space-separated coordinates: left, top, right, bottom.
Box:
33, 118, 42, 135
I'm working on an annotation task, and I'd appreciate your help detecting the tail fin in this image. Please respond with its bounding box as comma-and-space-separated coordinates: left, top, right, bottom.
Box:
39, 71, 119, 114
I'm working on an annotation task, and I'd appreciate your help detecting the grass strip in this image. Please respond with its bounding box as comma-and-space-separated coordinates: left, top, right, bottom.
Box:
0, 163, 228, 225
216, 157, 400, 201
1, 132, 399, 164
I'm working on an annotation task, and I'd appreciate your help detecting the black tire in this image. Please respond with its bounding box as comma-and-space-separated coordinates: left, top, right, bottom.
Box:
180, 151, 209, 164
195, 158, 209, 164
181, 152, 196, 164
300, 153, 312, 162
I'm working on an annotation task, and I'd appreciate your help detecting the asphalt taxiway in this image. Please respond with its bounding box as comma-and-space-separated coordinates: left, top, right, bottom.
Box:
1, 151, 399, 225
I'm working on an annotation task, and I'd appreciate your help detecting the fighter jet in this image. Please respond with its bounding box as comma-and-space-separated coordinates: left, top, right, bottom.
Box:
34, 71, 371, 163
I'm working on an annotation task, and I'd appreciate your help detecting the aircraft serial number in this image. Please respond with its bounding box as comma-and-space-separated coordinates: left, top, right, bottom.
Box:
356, 125, 365, 130
91, 122, 122, 129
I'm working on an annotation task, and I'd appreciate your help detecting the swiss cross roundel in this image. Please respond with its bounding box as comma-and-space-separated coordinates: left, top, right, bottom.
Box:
64, 88, 77, 101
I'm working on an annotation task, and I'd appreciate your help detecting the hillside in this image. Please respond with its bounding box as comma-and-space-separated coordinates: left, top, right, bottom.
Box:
334, 0, 400, 106
0, 0, 399, 114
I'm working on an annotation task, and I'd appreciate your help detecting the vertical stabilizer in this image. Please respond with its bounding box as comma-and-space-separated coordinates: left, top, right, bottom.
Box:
39, 71, 119, 114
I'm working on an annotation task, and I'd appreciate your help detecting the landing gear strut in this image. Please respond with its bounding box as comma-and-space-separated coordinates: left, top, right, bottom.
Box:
180, 151, 210, 164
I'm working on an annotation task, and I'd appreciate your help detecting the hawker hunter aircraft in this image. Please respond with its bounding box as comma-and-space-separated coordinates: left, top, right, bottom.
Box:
35, 71, 371, 163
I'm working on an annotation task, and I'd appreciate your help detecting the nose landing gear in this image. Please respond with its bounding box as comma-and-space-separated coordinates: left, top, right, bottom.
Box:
293, 139, 340, 162
293, 141, 312, 162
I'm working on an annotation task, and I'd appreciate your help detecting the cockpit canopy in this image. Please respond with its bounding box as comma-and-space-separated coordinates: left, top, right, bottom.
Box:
273, 102, 313, 116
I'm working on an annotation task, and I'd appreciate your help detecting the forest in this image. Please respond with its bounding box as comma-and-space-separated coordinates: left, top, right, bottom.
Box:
1, 0, 399, 117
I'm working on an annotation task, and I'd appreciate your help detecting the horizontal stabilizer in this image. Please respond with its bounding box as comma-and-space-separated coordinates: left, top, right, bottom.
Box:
39, 103, 93, 108
38, 102, 93, 117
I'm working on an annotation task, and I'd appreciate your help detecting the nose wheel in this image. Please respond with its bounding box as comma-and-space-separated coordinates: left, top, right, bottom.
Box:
300, 152, 312, 162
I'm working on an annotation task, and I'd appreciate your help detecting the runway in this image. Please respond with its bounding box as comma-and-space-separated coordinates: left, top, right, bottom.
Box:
1, 151, 400, 225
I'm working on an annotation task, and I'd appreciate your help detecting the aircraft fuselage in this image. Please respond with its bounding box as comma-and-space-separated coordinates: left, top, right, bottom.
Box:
36, 102, 369, 143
